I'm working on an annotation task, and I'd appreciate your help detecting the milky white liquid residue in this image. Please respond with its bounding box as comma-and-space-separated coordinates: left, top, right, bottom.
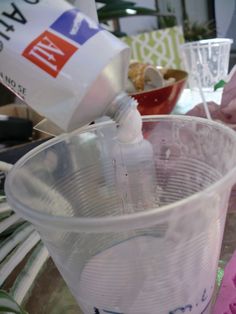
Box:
117, 105, 143, 144
76, 234, 217, 314
113, 106, 158, 212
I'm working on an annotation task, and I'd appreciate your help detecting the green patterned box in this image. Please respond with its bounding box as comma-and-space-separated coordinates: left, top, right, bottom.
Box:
121, 26, 185, 69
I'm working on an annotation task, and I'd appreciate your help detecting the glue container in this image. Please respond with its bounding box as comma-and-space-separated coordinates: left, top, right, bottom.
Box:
0, 0, 139, 137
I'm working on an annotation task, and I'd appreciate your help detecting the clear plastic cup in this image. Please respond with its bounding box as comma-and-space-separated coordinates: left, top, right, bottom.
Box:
5, 115, 236, 314
181, 38, 233, 105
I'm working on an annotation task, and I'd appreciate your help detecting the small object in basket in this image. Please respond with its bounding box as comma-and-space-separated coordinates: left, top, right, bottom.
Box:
127, 61, 176, 93
127, 65, 188, 116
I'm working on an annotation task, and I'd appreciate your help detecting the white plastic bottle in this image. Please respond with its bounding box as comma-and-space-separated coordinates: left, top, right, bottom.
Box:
0, 0, 138, 134
0, 0, 156, 212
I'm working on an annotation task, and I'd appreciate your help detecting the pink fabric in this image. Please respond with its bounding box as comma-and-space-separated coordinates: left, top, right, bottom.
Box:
186, 69, 236, 212
212, 250, 236, 314
187, 70, 236, 312
187, 68, 236, 130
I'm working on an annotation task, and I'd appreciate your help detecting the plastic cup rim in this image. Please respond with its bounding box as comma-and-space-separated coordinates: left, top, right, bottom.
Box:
5, 115, 236, 233
181, 38, 233, 49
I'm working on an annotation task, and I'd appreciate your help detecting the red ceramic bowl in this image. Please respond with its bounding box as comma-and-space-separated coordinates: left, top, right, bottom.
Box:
131, 69, 188, 115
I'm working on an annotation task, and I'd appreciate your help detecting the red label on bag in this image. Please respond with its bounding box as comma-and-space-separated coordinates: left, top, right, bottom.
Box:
22, 30, 78, 77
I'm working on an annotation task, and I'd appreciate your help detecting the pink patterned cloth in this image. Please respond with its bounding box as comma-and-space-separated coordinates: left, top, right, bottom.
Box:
212, 250, 236, 314
186, 68, 236, 211
186, 71, 236, 313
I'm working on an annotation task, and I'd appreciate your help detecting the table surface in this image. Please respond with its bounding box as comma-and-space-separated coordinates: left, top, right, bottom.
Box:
24, 90, 231, 313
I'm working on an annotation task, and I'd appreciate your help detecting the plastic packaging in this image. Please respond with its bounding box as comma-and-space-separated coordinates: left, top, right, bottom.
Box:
0, 0, 135, 133
0, 0, 156, 212
181, 38, 233, 105
68, 0, 98, 23
5, 115, 236, 314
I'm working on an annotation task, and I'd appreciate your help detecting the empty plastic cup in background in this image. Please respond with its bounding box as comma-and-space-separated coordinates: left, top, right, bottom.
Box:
181, 38, 233, 105
5, 115, 236, 314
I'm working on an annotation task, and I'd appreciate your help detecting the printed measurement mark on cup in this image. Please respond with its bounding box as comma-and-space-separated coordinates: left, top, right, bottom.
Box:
94, 308, 123, 314
169, 304, 193, 314
169, 287, 212, 314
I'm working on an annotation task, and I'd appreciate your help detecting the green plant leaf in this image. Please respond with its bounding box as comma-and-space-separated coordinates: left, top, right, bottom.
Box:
97, 0, 135, 11
0, 290, 27, 314
96, 0, 135, 4
98, 7, 158, 21
183, 19, 216, 41
214, 80, 226, 91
